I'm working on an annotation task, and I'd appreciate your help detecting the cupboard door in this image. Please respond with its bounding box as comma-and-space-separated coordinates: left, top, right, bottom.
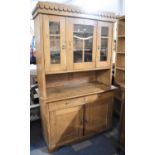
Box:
84, 94, 113, 136
96, 22, 112, 68
43, 15, 66, 73
67, 18, 97, 70
50, 106, 83, 145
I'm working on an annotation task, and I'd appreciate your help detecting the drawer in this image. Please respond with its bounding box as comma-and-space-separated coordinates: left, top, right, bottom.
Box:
49, 97, 84, 111
85, 94, 98, 103
97, 91, 113, 101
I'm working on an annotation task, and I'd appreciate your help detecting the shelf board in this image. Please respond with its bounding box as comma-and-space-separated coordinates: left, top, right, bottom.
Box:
118, 35, 125, 38
117, 52, 125, 54
45, 82, 117, 102
116, 67, 125, 71
45, 67, 111, 75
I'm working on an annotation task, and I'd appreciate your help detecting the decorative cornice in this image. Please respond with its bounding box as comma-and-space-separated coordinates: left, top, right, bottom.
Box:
32, 1, 116, 21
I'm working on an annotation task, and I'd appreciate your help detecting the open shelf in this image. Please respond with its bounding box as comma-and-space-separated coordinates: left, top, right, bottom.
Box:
46, 82, 114, 102
117, 52, 125, 54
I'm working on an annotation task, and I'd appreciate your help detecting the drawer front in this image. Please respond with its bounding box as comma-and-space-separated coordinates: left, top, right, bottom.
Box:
85, 94, 98, 103
97, 91, 113, 101
49, 97, 84, 111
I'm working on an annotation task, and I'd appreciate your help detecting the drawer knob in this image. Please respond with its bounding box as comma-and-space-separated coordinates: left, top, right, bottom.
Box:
65, 102, 69, 105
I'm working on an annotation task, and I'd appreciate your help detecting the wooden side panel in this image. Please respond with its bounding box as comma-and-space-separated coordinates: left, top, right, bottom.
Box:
84, 92, 113, 136
39, 100, 50, 145
34, 14, 46, 97
50, 106, 84, 146
117, 38, 125, 53
96, 69, 111, 86
116, 54, 125, 68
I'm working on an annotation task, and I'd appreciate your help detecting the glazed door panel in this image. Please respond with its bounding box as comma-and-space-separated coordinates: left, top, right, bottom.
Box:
96, 22, 113, 68
50, 106, 83, 145
43, 15, 66, 73
67, 18, 97, 70
84, 94, 113, 136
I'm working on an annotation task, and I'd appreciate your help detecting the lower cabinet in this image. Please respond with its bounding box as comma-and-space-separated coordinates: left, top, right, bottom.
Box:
48, 91, 113, 151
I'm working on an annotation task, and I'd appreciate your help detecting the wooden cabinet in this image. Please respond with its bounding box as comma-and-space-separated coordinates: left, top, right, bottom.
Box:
39, 15, 113, 74
33, 1, 116, 152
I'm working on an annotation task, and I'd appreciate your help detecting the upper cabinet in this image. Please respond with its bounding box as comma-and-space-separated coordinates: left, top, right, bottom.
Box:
43, 16, 113, 73
43, 16, 67, 73
96, 22, 113, 68
67, 18, 97, 70
33, 2, 116, 74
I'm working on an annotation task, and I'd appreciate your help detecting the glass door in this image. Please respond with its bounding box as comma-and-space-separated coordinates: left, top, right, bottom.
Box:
67, 18, 96, 70
43, 15, 66, 73
96, 22, 112, 68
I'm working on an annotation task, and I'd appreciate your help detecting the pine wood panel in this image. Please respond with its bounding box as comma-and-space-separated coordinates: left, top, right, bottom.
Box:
116, 54, 125, 68
46, 71, 96, 88
45, 82, 113, 102
34, 14, 46, 97
118, 20, 125, 36
49, 97, 85, 111
84, 92, 113, 135
50, 106, 83, 145
117, 38, 125, 53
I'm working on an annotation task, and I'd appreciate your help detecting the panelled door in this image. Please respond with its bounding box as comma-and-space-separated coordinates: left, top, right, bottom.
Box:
50, 106, 84, 145
84, 93, 113, 136
67, 18, 97, 70
43, 15, 67, 73
96, 22, 113, 68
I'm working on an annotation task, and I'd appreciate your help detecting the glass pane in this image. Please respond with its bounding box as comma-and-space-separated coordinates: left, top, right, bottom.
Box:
49, 22, 60, 34
100, 38, 108, 61
73, 24, 93, 63
84, 38, 92, 62
49, 22, 61, 64
100, 26, 109, 61
74, 38, 83, 63
101, 27, 109, 36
